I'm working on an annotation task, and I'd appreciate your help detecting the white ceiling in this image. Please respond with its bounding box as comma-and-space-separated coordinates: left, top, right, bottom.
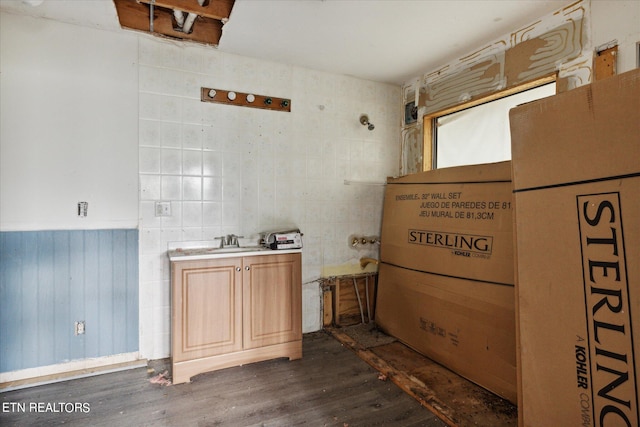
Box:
0, 0, 569, 85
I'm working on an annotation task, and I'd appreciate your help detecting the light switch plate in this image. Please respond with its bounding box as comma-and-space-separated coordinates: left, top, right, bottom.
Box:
155, 201, 171, 217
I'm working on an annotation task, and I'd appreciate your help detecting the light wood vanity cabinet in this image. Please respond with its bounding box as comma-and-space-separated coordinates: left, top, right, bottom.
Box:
171, 252, 302, 384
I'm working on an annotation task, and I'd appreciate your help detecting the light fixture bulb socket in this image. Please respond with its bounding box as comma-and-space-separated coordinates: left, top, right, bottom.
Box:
360, 114, 374, 131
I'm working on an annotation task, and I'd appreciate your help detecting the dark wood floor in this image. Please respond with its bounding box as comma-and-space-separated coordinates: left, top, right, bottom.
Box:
0, 332, 445, 426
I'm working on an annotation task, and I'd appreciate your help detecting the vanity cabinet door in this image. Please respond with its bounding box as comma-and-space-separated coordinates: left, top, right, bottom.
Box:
172, 257, 243, 362
242, 253, 302, 349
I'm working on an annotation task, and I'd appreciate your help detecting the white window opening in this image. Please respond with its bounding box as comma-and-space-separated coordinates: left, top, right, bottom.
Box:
434, 82, 556, 169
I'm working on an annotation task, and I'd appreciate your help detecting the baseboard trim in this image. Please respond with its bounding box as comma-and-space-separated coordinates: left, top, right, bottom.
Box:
0, 353, 146, 392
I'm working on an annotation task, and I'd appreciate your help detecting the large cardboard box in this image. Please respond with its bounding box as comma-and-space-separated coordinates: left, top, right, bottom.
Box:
509, 69, 640, 426
376, 161, 517, 403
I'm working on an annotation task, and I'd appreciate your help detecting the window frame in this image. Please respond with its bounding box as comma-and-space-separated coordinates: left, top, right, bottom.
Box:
422, 74, 557, 171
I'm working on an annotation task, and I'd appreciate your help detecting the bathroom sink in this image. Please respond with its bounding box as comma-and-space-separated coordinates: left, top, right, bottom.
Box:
168, 245, 270, 260
167, 242, 300, 261
214, 246, 269, 253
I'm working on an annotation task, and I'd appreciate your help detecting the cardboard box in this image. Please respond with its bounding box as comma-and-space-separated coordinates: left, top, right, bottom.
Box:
509, 69, 640, 426
376, 161, 517, 403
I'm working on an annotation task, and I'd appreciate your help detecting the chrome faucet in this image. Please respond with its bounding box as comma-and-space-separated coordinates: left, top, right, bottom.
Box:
216, 234, 242, 248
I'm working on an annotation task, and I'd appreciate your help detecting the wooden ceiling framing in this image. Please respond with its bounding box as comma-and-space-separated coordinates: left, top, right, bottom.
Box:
113, 0, 234, 46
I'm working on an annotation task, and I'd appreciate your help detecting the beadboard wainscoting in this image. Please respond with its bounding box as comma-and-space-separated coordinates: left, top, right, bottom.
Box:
0, 229, 139, 374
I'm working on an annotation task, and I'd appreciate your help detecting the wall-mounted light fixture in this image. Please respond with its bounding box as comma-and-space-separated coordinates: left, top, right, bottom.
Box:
360, 114, 375, 131
201, 87, 291, 112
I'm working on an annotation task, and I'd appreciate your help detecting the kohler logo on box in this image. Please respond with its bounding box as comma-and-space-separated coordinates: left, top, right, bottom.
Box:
408, 229, 493, 256
577, 192, 638, 426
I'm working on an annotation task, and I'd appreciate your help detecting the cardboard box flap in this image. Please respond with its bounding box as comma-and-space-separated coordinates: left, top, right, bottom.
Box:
381, 161, 514, 285
376, 263, 517, 403
509, 69, 640, 192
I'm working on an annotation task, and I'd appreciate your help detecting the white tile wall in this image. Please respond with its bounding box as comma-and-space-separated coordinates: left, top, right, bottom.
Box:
138, 35, 401, 360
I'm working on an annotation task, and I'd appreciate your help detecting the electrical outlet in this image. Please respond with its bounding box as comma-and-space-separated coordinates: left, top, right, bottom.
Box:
77, 201, 88, 217
74, 321, 85, 336
155, 201, 171, 217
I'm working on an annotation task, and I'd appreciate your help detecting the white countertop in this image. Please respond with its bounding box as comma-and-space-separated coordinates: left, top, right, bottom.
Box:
168, 245, 302, 261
